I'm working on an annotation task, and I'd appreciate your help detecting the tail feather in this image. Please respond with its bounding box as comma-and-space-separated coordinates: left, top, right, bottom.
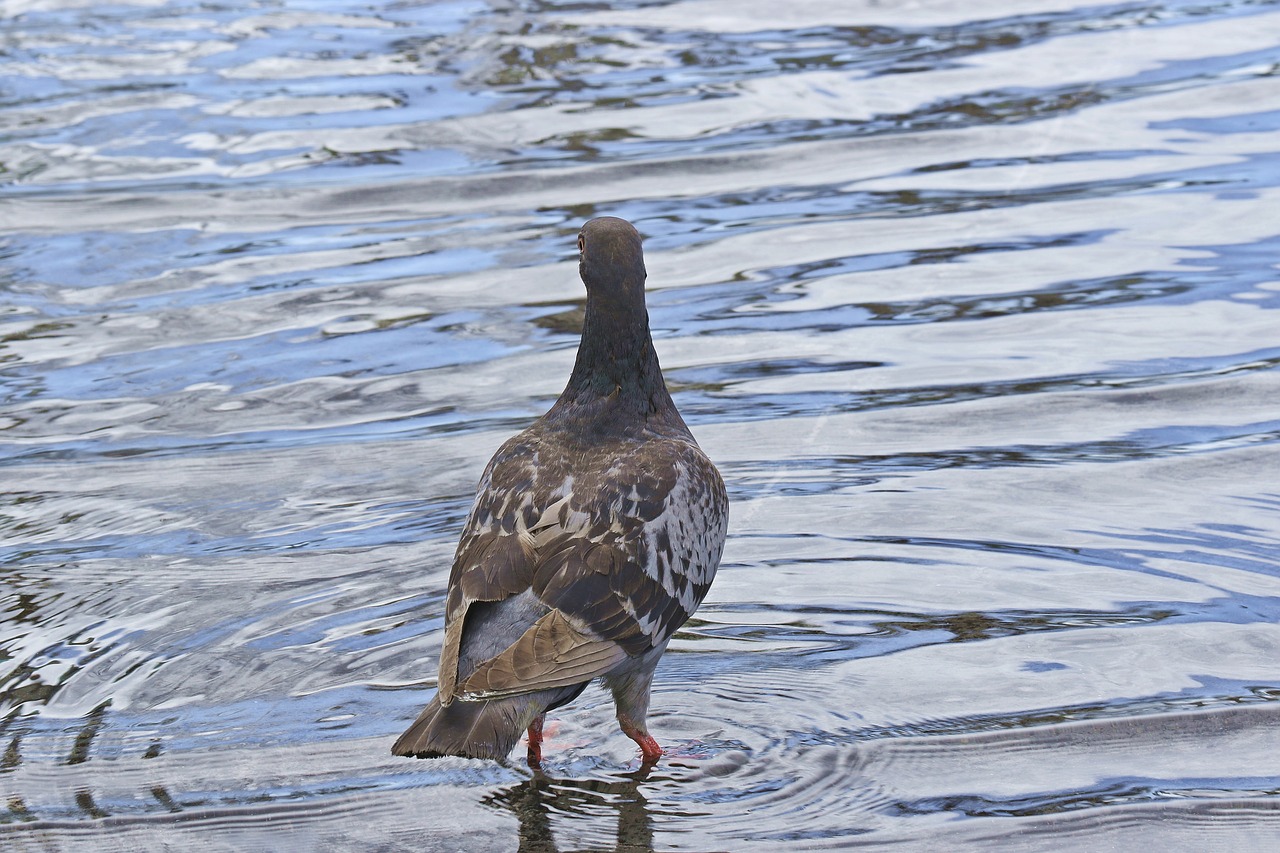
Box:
392, 694, 531, 760
393, 681, 591, 761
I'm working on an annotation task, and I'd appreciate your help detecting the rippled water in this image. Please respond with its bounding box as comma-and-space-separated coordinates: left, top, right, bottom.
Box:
4, 0, 1280, 849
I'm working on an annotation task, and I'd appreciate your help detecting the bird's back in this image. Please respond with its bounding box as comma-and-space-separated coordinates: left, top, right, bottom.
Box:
446, 414, 727, 681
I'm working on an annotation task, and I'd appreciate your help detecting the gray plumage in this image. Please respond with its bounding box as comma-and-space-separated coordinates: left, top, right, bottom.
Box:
392, 217, 728, 765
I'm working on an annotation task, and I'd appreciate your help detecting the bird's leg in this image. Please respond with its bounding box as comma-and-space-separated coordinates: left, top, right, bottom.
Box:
607, 662, 663, 765
526, 713, 546, 768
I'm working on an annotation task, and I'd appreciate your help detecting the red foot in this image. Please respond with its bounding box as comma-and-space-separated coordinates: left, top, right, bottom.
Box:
635, 733, 663, 765
620, 719, 663, 764
526, 715, 545, 768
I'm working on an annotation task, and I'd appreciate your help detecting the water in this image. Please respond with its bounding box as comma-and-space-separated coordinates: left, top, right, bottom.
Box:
3, 0, 1280, 849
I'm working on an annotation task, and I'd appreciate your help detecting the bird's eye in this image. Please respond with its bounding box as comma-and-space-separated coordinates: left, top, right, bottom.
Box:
577, 234, 585, 254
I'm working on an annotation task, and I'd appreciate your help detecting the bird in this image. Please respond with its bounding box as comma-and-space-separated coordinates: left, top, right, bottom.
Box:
391, 216, 728, 766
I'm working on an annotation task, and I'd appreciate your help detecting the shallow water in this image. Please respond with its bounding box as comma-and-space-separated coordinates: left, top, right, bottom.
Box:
3, 0, 1280, 849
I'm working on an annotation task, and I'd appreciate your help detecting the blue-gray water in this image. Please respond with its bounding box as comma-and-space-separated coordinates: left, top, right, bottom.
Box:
3, 1, 1280, 850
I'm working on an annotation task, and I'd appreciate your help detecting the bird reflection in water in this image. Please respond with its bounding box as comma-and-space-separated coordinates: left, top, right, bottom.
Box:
484, 768, 656, 853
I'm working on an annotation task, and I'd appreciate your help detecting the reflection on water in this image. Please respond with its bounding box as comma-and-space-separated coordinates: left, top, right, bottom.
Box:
3, 0, 1280, 848
488, 770, 655, 853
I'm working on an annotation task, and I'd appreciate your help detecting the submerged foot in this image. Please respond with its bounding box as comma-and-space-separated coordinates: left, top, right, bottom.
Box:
619, 717, 663, 765
525, 715, 546, 768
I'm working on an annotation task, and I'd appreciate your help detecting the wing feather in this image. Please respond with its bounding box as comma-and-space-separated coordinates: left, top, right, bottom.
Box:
437, 431, 727, 703
458, 608, 627, 699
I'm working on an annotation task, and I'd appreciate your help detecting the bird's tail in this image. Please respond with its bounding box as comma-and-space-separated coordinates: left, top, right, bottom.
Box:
391, 693, 534, 760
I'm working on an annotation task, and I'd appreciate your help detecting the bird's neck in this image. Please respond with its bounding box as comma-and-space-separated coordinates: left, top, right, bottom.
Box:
550, 295, 678, 427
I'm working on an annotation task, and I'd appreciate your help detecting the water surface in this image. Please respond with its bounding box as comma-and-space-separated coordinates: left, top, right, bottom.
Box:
3, 0, 1280, 849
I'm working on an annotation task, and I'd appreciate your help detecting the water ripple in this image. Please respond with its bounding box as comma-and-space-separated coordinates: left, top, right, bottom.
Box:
3, 0, 1280, 848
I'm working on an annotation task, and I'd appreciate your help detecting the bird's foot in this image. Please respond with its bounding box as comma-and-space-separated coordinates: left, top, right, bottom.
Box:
619, 719, 663, 765
525, 715, 545, 769
635, 733, 662, 765
525, 718, 571, 768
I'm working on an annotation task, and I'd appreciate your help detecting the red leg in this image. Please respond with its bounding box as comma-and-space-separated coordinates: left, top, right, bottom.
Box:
619, 718, 663, 764
526, 714, 545, 768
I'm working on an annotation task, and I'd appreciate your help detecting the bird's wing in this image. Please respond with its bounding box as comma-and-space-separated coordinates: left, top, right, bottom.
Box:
435, 437, 539, 704
439, 435, 727, 703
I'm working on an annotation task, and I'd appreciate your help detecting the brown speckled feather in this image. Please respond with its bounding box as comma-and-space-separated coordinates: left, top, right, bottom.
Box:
439, 426, 725, 702
459, 609, 626, 698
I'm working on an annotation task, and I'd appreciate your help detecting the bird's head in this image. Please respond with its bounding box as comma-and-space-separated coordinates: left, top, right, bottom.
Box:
578, 217, 647, 312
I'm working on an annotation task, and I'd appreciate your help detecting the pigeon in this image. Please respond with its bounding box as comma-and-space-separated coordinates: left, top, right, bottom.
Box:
392, 216, 728, 766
